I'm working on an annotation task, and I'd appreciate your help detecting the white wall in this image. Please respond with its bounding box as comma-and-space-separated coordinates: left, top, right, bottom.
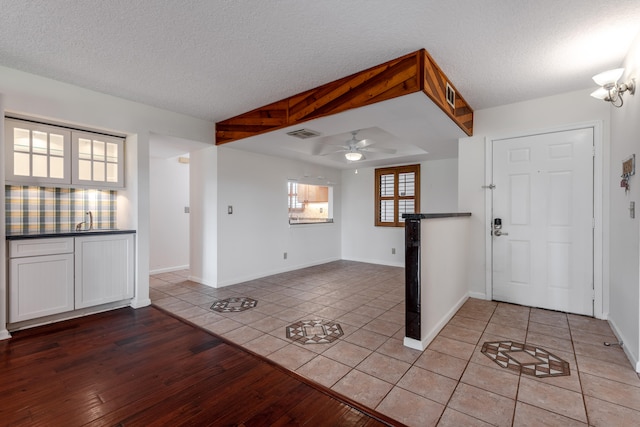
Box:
459, 89, 611, 303
215, 147, 342, 286
0, 94, 7, 339
190, 145, 218, 287
341, 158, 459, 267
0, 66, 215, 337
149, 155, 190, 273
421, 158, 459, 212
415, 217, 471, 350
608, 32, 640, 370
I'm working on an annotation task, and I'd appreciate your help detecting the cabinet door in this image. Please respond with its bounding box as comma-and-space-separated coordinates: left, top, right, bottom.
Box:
9, 253, 75, 322
310, 186, 329, 202
75, 234, 134, 309
72, 131, 124, 188
5, 118, 72, 185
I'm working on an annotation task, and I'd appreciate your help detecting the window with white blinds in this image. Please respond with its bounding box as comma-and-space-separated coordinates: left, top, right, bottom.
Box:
375, 164, 420, 227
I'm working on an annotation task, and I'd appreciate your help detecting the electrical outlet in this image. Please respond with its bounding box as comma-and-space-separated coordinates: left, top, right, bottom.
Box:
184, 206, 190, 213
283, 252, 287, 260
391, 248, 396, 255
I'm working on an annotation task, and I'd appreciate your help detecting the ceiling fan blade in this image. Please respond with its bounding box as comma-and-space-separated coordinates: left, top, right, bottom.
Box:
362, 146, 397, 154
317, 148, 348, 156
313, 144, 350, 156
355, 139, 367, 148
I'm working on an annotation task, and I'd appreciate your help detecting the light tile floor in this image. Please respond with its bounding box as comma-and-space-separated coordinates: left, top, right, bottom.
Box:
150, 261, 640, 427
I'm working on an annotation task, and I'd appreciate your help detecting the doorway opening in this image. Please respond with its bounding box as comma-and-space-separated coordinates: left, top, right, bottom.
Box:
149, 134, 210, 275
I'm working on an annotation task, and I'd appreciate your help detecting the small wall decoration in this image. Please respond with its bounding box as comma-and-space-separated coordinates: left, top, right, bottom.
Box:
621, 154, 635, 193
623, 154, 635, 177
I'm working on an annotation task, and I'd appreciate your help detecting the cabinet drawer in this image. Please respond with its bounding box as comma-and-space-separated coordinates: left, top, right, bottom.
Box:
9, 237, 74, 258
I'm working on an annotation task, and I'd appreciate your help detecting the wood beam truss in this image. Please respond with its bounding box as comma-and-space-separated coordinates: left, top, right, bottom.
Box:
216, 49, 473, 145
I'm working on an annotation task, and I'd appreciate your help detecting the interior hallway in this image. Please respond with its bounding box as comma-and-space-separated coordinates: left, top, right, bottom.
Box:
151, 261, 640, 426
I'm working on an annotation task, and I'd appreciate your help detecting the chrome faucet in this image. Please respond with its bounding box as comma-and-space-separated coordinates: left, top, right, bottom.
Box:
75, 211, 94, 231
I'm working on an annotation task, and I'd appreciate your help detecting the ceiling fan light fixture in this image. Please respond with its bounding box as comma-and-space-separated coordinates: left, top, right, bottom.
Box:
345, 151, 363, 161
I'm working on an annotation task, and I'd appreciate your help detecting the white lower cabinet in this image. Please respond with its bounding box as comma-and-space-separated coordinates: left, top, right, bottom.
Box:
8, 233, 135, 323
9, 252, 75, 323
75, 234, 134, 309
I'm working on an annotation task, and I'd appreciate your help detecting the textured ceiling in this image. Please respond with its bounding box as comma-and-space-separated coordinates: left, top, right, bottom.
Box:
1, 0, 639, 126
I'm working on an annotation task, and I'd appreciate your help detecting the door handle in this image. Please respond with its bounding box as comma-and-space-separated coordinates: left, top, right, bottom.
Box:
492, 218, 508, 236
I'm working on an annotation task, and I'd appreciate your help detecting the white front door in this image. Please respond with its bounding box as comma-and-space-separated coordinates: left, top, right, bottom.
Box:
491, 128, 594, 315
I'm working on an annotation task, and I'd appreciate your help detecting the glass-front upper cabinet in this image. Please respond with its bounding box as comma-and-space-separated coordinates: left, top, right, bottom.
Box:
72, 131, 124, 188
5, 118, 125, 188
5, 118, 72, 185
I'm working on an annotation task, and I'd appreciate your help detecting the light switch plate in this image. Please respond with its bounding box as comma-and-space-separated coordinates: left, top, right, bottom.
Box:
631, 201, 635, 219
228, 205, 233, 215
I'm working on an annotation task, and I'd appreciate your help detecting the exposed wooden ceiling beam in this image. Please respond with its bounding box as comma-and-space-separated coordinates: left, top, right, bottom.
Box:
215, 49, 473, 145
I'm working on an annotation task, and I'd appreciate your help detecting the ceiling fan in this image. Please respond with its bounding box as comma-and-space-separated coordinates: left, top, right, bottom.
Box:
319, 130, 396, 161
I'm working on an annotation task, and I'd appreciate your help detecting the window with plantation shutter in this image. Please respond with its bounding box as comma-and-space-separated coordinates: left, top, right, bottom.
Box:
375, 164, 420, 227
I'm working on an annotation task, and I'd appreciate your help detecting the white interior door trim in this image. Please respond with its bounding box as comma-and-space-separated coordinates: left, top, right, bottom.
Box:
484, 121, 606, 319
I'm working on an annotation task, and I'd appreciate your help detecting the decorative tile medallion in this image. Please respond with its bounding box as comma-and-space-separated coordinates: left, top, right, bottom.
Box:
285, 320, 344, 344
210, 297, 257, 313
481, 340, 570, 378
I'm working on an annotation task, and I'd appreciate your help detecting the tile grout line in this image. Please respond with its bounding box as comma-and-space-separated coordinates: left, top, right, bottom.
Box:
510, 305, 531, 427
568, 315, 591, 427
432, 300, 500, 426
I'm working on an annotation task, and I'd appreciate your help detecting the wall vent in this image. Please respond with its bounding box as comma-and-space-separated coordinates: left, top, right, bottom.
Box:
286, 128, 321, 139
445, 82, 456, 109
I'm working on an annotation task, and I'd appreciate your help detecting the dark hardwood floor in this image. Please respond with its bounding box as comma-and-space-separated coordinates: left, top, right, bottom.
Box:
0, 307, 402, 426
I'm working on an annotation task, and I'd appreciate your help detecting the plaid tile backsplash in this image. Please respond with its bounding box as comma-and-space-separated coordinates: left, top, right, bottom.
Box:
5, 186, 117, 234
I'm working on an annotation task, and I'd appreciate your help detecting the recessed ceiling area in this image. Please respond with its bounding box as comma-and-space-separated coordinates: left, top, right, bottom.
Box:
224, 91, 466, 170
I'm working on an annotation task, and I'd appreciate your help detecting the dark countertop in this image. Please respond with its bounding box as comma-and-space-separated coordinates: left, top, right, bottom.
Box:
6, 229, 136, 240
402, 212, 472, 220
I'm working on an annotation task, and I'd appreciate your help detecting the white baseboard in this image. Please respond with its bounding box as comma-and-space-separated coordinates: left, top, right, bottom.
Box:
130, 297, 151, 309
608, 317, 640, 372
402, 293, 470, 351
188, 275, 216, 288
8, 300, 131, 333
404, 337, 423, 351
150, 265, 189, 275
468, 291, 488, 300
188, 258, 402, 288
341, 256, 404, 268
215, 257, 341, 288
0, 329, 11, 341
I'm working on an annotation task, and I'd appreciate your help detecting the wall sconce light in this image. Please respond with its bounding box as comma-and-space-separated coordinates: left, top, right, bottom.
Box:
590, 68, 635, 107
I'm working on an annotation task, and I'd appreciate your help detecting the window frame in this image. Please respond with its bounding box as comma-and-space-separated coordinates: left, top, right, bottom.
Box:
287, 181, 334, 225
374, 164, 420, 227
